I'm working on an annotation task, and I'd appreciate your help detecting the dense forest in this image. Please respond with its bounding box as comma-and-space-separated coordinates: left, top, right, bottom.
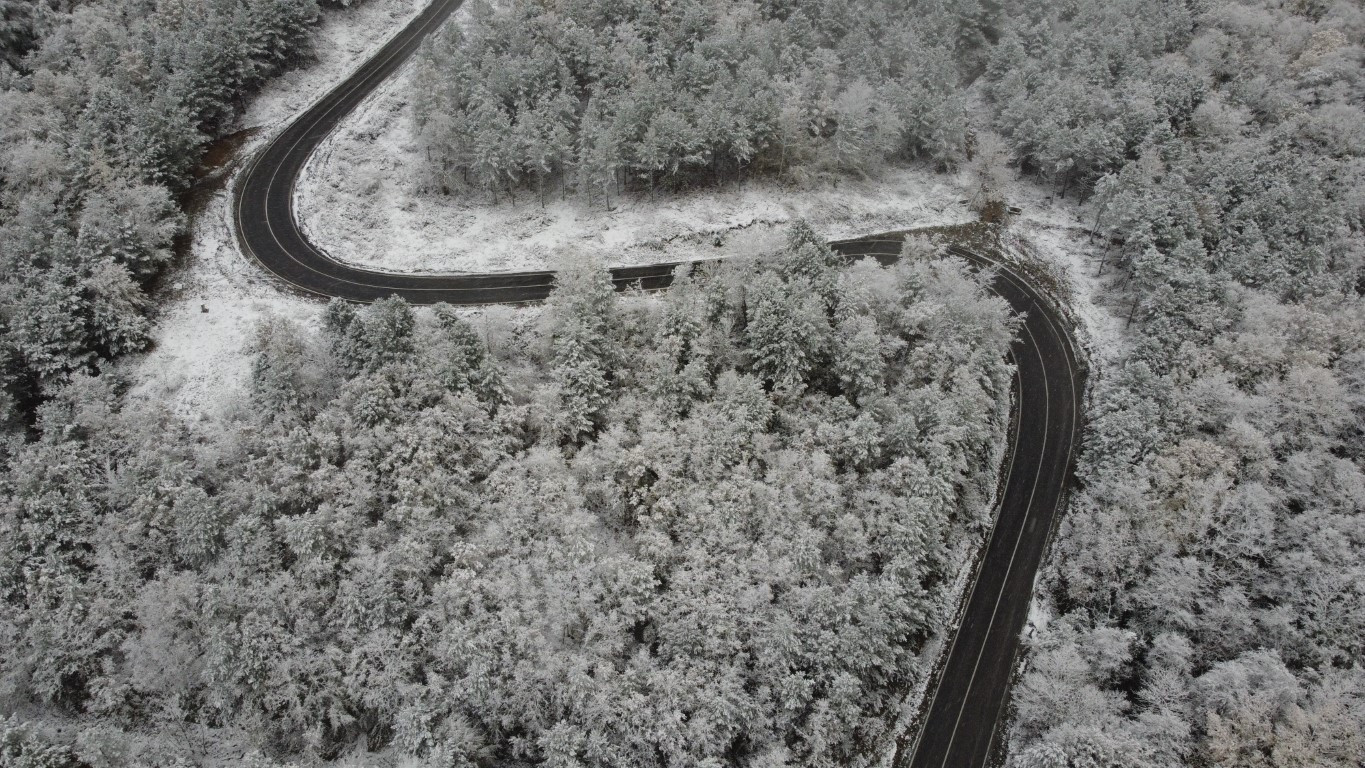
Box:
410, 0, 977, 204
985, 1, 1365, 766
0, 233, 1015, 765
0, 0, 346, 430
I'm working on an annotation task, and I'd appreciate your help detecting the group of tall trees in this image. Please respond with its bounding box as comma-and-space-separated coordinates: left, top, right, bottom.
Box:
410, 0, 979, 205
987, 1, 1365, 765
0, 230, 1016, 766
0, 0, 358, 429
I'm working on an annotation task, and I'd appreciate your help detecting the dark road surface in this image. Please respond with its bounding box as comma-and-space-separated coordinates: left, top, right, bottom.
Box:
233, 3, 1085, 766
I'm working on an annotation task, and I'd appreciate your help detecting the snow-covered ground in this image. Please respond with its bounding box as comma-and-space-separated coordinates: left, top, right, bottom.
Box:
1005, 178, 1131, 363
125, 0, 428, 417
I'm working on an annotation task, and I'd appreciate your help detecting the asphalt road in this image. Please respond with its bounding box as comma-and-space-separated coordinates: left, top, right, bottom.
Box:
233, 4, 1086, 766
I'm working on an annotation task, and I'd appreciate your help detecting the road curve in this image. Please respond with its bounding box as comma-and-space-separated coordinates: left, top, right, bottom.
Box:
234, 0, 686, 304
832, 240, 1084, 768
232, 4, 1085, 767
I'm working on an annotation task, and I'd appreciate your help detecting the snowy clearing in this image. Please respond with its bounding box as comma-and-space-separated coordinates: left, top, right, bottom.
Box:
126, 0, 1126, 421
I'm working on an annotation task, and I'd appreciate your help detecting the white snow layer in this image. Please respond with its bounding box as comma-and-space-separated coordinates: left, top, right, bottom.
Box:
295, 22, 977, 274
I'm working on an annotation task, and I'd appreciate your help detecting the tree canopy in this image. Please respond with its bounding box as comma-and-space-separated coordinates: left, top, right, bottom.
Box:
0, 230, 1016, 765
410, 0, 975, 204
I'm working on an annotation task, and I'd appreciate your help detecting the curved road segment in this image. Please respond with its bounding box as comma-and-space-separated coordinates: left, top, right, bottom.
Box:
835, 241, 1084, 768
232, 2, 1086, 766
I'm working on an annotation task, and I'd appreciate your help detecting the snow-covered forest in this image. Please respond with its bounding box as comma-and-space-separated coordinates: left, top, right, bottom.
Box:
0, 0, 346, 425
987, 1, 1365, 765
1, 230, 1015, 764
409, 0, 971, 204
0, 0, 1363, 765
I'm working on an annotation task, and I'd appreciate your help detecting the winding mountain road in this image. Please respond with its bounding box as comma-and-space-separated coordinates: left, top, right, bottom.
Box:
232, 2, 1085, 765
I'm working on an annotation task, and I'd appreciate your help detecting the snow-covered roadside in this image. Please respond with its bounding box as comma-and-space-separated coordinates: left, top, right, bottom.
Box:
1005, 179, 1131, 361
296, 41, 975, 274
241, 0, 428, 134
125, 0, 427, 418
